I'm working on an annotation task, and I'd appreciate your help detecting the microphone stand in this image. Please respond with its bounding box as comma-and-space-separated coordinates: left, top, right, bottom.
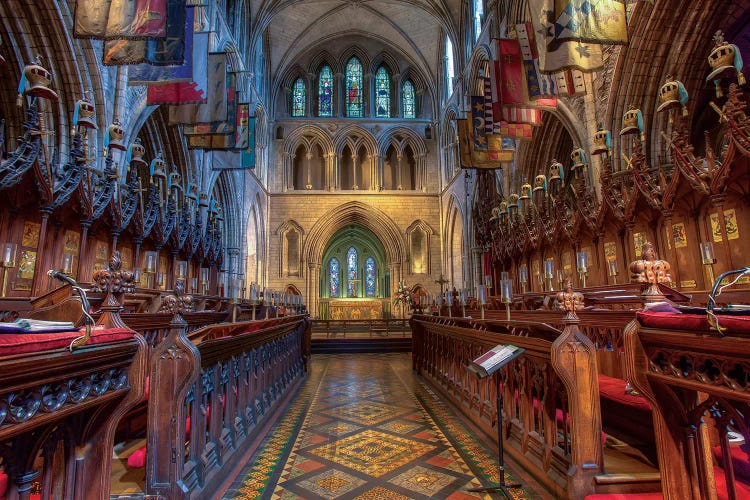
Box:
47, 270, 94, 351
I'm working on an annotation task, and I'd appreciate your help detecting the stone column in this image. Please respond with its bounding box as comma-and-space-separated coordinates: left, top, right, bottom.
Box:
396, 153, 403, 190
308, 262, 321, 318
305, 151, 313, 190
416, 153, 426, 191
334, 73, 343, 116
351, 151, 359, 190
334, 154, 342, 190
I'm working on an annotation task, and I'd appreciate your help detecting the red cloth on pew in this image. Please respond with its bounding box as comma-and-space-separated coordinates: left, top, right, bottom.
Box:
0, 472, 41, 500
127, 445, 148, 469
715, 445, 750, 484
583, 467, 750, 500
637, 310, 750, 334
0, 327, 133, 357
598, 374, 652, 412
584, 494, 663, 500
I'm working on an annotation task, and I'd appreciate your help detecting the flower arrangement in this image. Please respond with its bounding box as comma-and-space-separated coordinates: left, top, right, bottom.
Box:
392, 281, 413, 307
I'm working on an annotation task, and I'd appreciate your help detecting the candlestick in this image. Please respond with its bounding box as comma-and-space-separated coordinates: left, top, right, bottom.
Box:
607, 259, 618, 284
519, 264, 528, 294
446, 290, 453, 317
700, 241, 717, 286
501, 279, 513, 321
544, 258, 555, 291
62, 253, 75, 276
176, 260, 188, 280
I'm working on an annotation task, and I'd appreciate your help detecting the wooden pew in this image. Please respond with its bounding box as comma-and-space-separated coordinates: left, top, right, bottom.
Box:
0, 296, 146, 499
116, 314, 311, 499
411, 293, 609, 499
623, 309, 750, 500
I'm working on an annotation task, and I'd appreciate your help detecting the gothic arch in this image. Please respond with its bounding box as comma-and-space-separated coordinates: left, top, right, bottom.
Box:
339, 45, 371, 77
307, 50, 341, 76
284, 124, 335, 156
370, 51, 400, 77
376, 126, 428, 157
333, 125, 378, 157
304, 201, 406, 266
276, 219, 305, 278
466, 43, 492, 93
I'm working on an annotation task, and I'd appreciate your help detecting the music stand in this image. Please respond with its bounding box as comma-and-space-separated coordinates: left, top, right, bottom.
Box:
466, 344, 525, 499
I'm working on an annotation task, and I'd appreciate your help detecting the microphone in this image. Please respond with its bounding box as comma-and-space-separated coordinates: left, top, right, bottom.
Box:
47, 269, 78, 287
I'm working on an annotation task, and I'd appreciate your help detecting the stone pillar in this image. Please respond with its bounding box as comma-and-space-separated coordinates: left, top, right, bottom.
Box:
351, 151, 359, 190
334, 73, 343, 116
308, 262, 321, 318
416, 153, 426, 192
396, 153, 403, 190
334, 154, 342, 190
305, 151, 313, 190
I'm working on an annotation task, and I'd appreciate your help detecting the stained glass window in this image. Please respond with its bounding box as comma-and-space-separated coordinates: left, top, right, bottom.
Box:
365, 257, 376, 297
445, 36, 454, 97
318, 65, 333, 117
345, 57, 363, 118
375, 66, 390, 118
347, 247, 358, 297
329, 257, 340, 297
474, 0, 484, 41
402, 80, 415, 118
292, 77, 305, 117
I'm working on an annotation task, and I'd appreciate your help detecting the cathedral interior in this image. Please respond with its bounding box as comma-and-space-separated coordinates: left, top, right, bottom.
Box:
0, 0, 750, 499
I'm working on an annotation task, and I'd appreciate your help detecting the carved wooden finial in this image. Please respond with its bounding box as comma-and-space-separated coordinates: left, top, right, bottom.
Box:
629, 242, 672, 302
556, 278, 584, 318
91, 251, 136, 295
159, 279, 195, 315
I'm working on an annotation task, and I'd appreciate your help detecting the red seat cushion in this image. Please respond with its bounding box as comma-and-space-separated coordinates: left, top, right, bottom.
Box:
126, 445, 147, 469
637, 311, 750, 334
598, 374, 653, 412
0, 327, 134, 357
715, 445, 750, 484
714, 465, 750, 500
584, 495, 663, 500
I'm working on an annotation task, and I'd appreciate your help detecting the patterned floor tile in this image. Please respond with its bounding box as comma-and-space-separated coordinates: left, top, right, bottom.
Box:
321, 400, 409, 426
306, 429, 436, 477
292, 469, 366, 498
228, 354, 539, 500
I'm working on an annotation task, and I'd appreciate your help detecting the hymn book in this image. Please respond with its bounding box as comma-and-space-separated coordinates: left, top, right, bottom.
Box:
467, 344, 524, 378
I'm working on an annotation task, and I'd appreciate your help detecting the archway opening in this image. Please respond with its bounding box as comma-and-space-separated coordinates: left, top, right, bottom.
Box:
320, 224, 390, 319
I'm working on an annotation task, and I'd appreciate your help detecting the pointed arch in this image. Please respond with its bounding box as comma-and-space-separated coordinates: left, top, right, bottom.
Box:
333, 124, 378, 158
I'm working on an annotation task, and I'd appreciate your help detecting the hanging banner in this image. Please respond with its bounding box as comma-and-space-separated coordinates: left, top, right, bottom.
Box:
75, 0, 168, 40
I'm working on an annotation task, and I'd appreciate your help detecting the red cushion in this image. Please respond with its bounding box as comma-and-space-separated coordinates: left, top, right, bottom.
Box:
1, 472, 6, 498
0, 327, 134, 357
637, 311, 750, 334
598, 374, 653, 412
126, 445, 147, 469
584, 495, 663, 500
715, 465, 750, 500
715, 445, 750, 483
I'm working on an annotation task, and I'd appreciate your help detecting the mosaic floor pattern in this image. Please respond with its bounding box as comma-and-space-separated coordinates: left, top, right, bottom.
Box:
224, 353, 538, 500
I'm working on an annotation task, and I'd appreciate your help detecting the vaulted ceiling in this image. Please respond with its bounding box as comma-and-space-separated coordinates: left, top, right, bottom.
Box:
249, 0, 464, 87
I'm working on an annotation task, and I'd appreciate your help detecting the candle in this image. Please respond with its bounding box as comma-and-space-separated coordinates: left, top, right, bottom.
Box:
576, 251, 588, 272
447, 292, 453, 306
478, 285, 486, 304
191, 277, 198, 293
544, 258, 554, 278
250, 284, 258, 301
62, 253, 74, 275
519, 265, 528, 283
134, 268, 141, 284
700, 242, 715, 265
501, 279, 513, 303
157, 272, 165, 288
2, 243, 16, 267
607, 259, 618, 277
459, 289, 467, 305
176, 260, 188, 279
200, 267, 209, 283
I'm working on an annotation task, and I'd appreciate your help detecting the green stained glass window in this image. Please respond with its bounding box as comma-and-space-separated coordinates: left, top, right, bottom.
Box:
292, 77, 305, 117
319, 65, 333, 117
402, 80, 415, 118
375, 66, 390, 118
346, 57, 363, 117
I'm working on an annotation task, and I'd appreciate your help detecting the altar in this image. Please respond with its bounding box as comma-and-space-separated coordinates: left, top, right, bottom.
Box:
327, 299, 384, 320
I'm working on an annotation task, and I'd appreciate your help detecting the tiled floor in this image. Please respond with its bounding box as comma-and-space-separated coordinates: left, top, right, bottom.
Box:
223, 353, 539, 500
